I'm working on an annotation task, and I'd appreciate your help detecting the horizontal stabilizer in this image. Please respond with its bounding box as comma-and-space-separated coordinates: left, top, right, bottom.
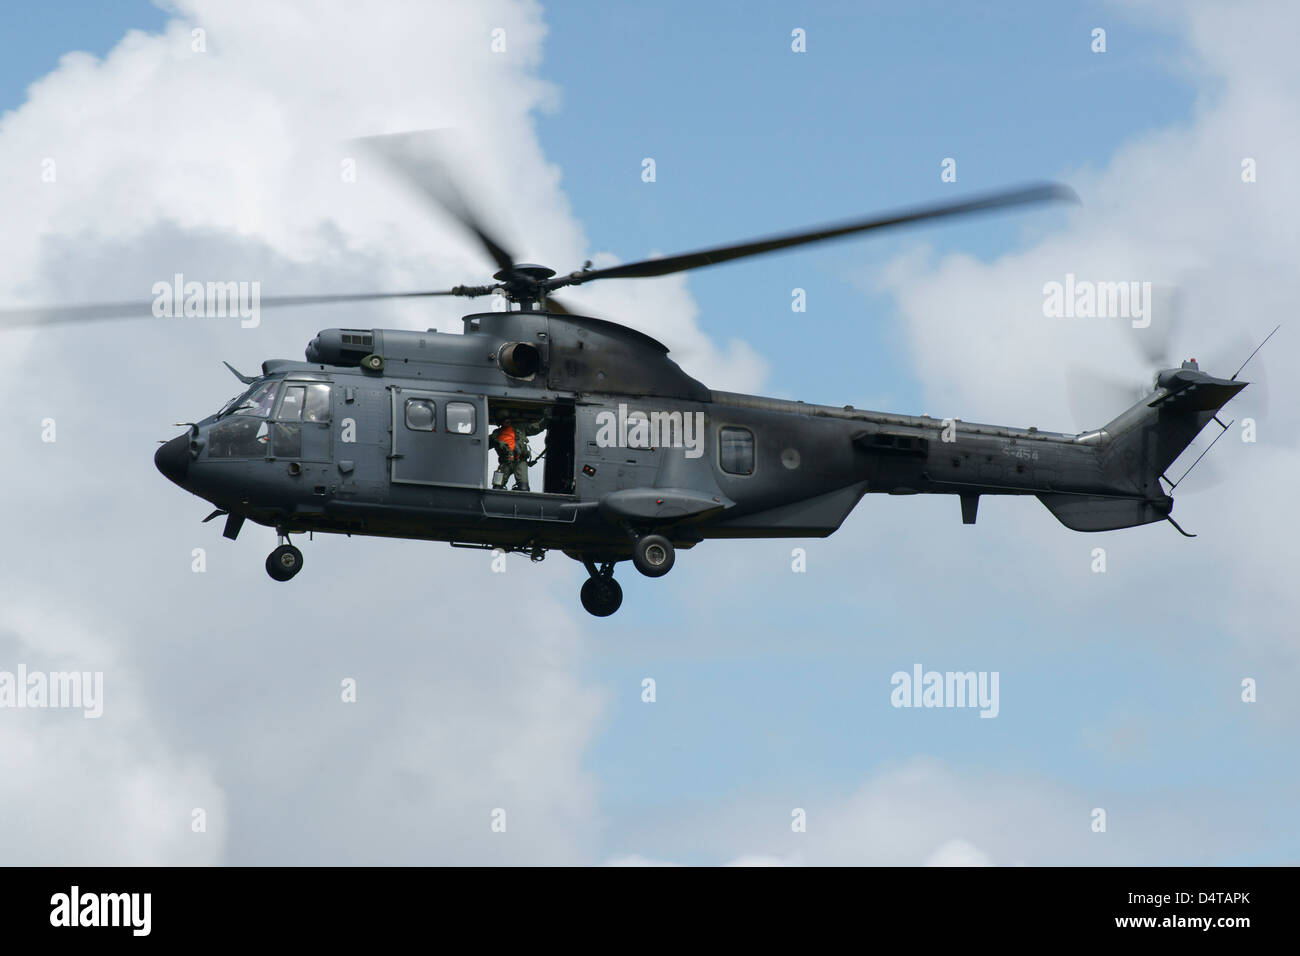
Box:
1148, 378, 1246, 412
1038, 493, 1169, 532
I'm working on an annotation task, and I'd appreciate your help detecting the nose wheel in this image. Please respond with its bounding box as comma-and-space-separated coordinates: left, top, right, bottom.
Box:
266, 540, 304, 582
580, 560, 623, 617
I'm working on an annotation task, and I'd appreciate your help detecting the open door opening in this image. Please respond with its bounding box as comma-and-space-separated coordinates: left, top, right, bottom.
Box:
486, 399, 575, 495
542, 401, 576, 494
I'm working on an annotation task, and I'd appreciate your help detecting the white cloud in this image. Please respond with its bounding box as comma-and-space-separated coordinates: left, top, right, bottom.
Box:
873, 0, 1300, 664
609, 756, 1275, 866
0, 0, 755, 864
2, 0, 1295, 866
924, 839, 994, 867
0, 603, 226, 864
585, 1, 1300, 866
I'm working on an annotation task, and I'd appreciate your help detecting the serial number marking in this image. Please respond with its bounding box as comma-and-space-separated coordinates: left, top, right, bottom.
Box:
1001, 446, 1039, 461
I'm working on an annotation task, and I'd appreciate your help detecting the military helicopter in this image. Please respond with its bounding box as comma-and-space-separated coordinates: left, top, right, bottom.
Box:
3, 137, 1260, 616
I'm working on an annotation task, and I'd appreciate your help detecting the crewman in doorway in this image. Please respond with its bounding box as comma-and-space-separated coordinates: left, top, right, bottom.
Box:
490, 411, 549, 491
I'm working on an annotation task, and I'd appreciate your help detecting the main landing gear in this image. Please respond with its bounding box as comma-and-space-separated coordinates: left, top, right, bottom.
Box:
266, 533, 303, 582
632, 534, 674, 577
578, 535, 677, 617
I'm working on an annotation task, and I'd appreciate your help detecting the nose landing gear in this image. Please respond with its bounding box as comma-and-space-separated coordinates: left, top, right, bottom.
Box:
266, 533, 303, 582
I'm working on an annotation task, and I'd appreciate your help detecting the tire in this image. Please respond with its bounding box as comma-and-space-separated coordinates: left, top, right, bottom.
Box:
266, 544, 303, 581
580, 576, 623, 617
632, 534, 675, 578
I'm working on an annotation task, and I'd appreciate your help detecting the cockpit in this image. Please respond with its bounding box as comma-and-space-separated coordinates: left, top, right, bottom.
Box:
209, 380, 277, 458
206, 377, 335, 460
218, 380, 278, 419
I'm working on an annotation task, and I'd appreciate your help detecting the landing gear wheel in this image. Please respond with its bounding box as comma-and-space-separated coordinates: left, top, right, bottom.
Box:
632, 534, 675, 577
580, 576, 623, 617
266, 544, 303, 582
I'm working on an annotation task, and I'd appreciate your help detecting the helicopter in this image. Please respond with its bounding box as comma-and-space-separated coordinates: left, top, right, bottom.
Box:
3, 136, 1258, 617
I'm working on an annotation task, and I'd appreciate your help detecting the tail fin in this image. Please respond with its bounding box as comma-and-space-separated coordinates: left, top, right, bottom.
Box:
1039, 361, 1246, 532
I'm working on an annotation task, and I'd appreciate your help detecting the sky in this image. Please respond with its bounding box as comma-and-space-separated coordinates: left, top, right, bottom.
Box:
0, 0, 1295, 865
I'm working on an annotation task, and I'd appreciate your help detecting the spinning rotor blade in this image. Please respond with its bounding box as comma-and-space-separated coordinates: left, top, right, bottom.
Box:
0, 288, 465, 330
547, 182, 1078, 288
0, 300, 173, 328
1127, 285, 1183, 368
1126, 284, 1271, 420
1, 139, 1079, 330
542, 295, 574, 315
1066, 364, 1145, 431
356, 131, 517, 275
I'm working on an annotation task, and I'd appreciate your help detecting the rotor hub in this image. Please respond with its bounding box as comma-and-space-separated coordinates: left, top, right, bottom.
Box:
493, 263, 556, 284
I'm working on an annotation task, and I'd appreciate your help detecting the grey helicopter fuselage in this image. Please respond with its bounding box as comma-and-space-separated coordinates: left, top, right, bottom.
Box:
7, 169, 1235, 615
155, 307, 1245, 592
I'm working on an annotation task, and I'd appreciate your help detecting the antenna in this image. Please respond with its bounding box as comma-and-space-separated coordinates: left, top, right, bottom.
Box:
1231, 324, 1281, 381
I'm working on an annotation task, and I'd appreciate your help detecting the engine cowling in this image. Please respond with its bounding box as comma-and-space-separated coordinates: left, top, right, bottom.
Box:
305, 329, 375, 366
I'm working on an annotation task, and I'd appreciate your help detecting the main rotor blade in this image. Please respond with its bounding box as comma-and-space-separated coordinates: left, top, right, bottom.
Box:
542, 294, 611, 322
0, 288, 464, 329
549, 182, 1077, 288
357, 131, 516, 275
542, 295, 573, 315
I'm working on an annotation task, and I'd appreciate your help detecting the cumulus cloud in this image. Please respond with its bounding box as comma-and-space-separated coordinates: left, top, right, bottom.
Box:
607, 756, 1277, 866
0, 602, 226, 864
871, 0, 1299, 665
2, 0, 1294, 866
0, 0, 750, 864
585, 1, 1299, 866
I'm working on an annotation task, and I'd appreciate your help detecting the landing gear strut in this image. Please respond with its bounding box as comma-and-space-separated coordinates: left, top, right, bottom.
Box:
266, 533, 303, 582
580, 560, 622, 617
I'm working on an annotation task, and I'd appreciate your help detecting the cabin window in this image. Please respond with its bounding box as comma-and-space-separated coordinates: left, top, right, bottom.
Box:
405, 398, 436, 431
278, 383, 331, 423
719, 426, 754, 475
278, 385, 306, 421
303, 384, 332, 423
446, 401, 476, 435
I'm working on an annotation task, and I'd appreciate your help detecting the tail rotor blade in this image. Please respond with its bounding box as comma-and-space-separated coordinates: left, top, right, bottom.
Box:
1127, 284, 1183, 369
1066, 364, 1145, 431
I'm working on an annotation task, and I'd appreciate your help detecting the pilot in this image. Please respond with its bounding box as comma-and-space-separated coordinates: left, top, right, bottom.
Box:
490, 412, 549, 491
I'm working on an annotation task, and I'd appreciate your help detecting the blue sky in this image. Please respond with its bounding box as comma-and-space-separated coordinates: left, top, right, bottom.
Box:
533, 1, 1196, 404
2, 1, 1292, 865
0, 0, 1196, 409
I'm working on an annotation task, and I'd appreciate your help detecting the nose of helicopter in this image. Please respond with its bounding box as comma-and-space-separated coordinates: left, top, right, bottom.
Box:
155, 433, 190, 485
